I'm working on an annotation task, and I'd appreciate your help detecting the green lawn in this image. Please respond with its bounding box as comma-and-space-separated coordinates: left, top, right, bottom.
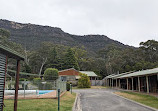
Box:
115, 91, 158, 109
4, 92, 76, 111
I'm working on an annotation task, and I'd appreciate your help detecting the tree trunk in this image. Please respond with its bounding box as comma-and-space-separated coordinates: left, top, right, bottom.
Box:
24, 48, 29, 65
39, 57, 47, 76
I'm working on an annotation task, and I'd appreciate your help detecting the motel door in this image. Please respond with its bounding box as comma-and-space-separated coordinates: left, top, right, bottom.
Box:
0, 53, 6, 111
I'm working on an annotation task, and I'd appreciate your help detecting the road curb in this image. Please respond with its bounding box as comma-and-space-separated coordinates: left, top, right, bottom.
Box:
72, 93, 82, 111
113, 92, 158, 111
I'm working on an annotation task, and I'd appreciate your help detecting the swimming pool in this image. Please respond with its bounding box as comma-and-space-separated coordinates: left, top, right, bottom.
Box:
5, 90, 55, 95
38, 90, 54, 95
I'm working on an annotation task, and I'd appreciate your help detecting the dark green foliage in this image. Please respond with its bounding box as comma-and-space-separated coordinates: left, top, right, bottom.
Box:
33, 78, 41, 85
29, 42, 54, 75
33, 78, 41, 87
46, 47, 64, 70
33, 78, 41, 81
0, 28, 23, 53
22, 63, 32, 73
0, 28, 10, 38
44, 68, 59, 80
66, 82, 70, 91
27, 43, 81, 75
51, 47, 57, 60
77, 73, 91, 88
97, 40, 158, 76
140, 40, 158, 62
64, 48, 79, 70
19, 78, 26, 81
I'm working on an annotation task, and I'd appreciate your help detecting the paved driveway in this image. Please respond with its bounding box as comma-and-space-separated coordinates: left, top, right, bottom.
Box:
73, 88, 155, 111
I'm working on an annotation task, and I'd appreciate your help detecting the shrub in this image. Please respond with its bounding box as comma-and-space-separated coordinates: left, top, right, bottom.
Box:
33, 78, 41, 85
33, 78, 41, 82
19, 78, 25, 81
77, 73, 91, 88
66, 82, 70, 91
44, 68, 59, 80
28, 76, 37, 81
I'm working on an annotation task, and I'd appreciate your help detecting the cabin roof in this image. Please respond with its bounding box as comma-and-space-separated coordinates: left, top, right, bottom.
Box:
0, 44, 24, 60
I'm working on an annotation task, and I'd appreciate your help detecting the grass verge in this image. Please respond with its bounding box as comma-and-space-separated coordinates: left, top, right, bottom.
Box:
4, 92, 76, 111
115, 91, 158, 109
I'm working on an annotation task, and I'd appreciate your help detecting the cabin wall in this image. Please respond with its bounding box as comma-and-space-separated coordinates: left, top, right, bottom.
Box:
0, 53, 7, 111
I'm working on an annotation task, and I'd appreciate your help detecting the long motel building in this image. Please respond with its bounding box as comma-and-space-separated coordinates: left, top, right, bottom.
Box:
104, 67, 158, 94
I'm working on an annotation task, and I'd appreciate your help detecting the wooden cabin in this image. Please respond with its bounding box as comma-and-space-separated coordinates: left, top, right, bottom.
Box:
0, 44, 24, 111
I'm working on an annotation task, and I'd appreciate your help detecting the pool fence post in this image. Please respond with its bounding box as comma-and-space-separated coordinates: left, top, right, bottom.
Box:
61, 81, 63, 92
53, 81, 55, 89
56, 80, 58, 97
36, 90, 38, 96
24, 79, 26, 98
58, 88, 60, 111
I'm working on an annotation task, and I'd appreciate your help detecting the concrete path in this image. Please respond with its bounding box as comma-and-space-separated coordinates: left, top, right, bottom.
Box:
73, 88, 156, 111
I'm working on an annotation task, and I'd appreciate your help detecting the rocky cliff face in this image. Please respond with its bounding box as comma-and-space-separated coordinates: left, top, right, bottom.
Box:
0, 19, 126, 52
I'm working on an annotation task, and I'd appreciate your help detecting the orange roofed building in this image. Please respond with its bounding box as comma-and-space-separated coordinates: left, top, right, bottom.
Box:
59, 68, 80, 82
59, 68, 98, 82
59, 68, 99, 86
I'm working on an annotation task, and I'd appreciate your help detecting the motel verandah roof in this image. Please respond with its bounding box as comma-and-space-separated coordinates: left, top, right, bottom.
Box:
119, 67, 158, 78
106, 67, 158, 79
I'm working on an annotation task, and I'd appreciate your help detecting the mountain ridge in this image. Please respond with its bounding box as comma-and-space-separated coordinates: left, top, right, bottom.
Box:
0, 19, 129, 53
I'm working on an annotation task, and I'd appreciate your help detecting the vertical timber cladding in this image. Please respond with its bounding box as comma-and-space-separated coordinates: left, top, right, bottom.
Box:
0, 53, 6, 111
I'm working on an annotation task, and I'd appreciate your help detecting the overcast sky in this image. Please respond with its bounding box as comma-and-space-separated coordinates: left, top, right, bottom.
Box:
0, 0, 158, 47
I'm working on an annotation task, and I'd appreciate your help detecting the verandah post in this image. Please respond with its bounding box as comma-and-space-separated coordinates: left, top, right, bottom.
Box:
14, 60, 20, 111
146, 75, 149, 93
138, 76, 140, 92
112, 79, 113, 88
116, 79, 117, 87
126, 78, 128, 90
132, 77, 134, 91
119, 79, 120, 88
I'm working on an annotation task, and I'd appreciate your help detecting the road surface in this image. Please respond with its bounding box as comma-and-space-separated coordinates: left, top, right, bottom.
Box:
73, 88, 155, 111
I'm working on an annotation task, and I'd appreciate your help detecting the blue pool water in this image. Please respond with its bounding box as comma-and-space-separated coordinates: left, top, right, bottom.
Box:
38, 90, 54, 95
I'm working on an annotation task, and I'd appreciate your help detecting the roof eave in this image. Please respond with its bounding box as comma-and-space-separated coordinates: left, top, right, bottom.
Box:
0, 44, 24, 60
